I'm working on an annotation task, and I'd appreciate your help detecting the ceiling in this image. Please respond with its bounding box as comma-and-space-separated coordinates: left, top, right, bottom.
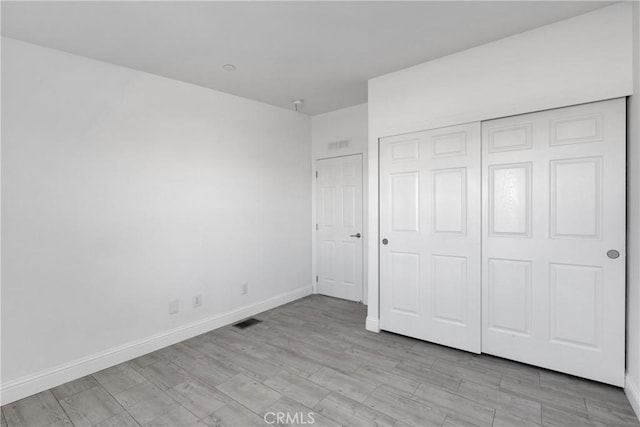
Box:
2, 1, 614, 115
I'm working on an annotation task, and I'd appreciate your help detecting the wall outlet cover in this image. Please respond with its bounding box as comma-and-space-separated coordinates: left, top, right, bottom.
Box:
193, 295, 202, 308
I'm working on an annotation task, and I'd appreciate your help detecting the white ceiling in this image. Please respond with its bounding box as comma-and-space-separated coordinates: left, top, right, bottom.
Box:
2, 1, 614, 115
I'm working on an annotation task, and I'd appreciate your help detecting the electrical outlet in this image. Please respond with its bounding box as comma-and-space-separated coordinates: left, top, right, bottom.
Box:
193, 294, 202, 308
169, 299, 179, 315
241, 283, 249, 295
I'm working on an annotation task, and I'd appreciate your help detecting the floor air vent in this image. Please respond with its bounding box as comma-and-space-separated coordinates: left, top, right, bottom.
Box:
233, 318, 262, 329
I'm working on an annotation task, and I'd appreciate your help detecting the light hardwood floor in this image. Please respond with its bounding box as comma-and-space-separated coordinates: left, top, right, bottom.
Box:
2, 295, 639, 427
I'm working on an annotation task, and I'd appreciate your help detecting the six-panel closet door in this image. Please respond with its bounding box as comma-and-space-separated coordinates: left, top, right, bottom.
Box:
379, 122, 482, 353
481, 99, 626, 386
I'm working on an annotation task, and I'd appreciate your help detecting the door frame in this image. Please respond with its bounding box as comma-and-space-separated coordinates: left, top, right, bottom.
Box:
312, 153, 367, 303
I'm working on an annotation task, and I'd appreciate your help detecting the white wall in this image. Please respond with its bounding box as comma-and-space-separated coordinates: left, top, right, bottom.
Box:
312, 104, 368, 160
626, 1, 640, 418
1, 38, 312, 403
310, 104, 368, 302
366, 3, 633, 334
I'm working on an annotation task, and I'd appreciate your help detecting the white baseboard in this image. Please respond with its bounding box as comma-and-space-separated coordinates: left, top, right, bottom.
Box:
626, 374, 640, 422
365, 316, 380, 333
0, 285, 312, 405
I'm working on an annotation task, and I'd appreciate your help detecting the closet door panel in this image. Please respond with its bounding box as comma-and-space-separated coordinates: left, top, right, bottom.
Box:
481, 98, 626, 386
380, 122, 481, 353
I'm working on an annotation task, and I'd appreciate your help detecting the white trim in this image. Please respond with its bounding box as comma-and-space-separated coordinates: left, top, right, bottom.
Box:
312, 159, 319, 296
366, 316, 380, 333
626, 374, 640, 422
0, 285, 312, 405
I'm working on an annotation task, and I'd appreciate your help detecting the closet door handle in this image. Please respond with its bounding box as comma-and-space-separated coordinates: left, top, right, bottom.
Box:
350, 233, 361, 238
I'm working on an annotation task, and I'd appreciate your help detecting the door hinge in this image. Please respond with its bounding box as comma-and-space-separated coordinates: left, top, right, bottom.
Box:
315, 171, 318, 178
315, 275, 318, 283
316, 224, 318, 230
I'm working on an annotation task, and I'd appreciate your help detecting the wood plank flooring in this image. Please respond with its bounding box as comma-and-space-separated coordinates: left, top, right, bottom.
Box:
2, 295, 638, 426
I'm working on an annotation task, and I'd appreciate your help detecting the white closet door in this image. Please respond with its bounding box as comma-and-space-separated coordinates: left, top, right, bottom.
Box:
317, 155, 364, 302
482, 99, 626, 386
380, 123, 481, 353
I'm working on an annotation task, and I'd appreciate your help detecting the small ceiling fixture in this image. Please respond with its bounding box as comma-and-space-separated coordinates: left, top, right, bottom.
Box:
292, 99, 304, 112
222, 64, 236, 72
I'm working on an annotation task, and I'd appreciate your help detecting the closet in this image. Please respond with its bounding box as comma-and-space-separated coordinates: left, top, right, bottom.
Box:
379, 99, 626, 386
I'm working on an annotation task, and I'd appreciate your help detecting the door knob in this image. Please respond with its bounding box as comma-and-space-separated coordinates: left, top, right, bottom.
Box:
382, 238, 388, 245
607, 249, 620, 259
350, 233, 361, 238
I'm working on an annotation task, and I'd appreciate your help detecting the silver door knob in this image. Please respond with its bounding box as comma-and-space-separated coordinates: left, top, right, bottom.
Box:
350, 233, 361, 238
382, 238, 388, 245
607, 250, 620, 259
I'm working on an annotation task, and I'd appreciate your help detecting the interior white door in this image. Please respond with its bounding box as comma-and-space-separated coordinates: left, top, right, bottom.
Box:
379, 123, 481, 353
482, 99, 626, 386
316, 154, 363, 302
